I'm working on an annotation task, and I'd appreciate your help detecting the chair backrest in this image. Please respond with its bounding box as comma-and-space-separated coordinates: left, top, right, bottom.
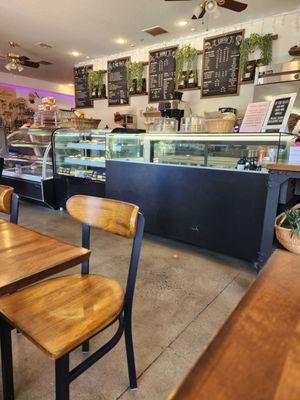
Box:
66, 195, 144, 317
66, 195, 139, 238
0, 185, 19, 224
0, 185, 13, 215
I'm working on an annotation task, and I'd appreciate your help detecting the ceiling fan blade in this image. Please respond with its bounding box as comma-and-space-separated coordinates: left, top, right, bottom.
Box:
219, 0, 248, 12
191, 8, 206, 19
19, 59, 40, 68
37, 60, 53, 65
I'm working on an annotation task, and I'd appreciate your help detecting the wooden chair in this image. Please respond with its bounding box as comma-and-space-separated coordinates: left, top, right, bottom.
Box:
0, 195, 144, 400
0, 185, 19, 224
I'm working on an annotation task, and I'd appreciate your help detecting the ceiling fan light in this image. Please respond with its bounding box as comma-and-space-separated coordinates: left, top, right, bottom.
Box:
205, 0, 217, 13
17, 64, 23, 72
5, 63, 12, 71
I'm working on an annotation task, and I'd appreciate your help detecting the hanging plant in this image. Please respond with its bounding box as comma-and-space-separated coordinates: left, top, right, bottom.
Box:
88, 70, 106, 98
175, 45, 199, 88
126, 62, 145, 94
240, 33, 273, 74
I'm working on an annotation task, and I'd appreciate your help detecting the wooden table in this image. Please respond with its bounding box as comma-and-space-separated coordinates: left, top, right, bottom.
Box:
0, 219, 90, 295
168, 250, 300, 400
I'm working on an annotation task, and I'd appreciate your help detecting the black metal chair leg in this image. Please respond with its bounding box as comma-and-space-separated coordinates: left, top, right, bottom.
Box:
124, 318, 137, 390
82, 340, 89, 353
0, 322, 14, 400
55, 354, 70, 400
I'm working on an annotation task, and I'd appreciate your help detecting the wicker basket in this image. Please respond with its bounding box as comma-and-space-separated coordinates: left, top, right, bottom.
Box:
205, 118, 235, 133
275, 204, 300, 254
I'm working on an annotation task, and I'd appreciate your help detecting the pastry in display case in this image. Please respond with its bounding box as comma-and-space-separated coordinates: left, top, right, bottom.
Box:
1, 127, 55, 207
53, 129, 107, 182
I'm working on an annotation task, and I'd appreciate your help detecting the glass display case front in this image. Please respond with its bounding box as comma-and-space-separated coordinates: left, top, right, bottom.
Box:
53, 129, 107, 182
3, 128, 53, 181
106, 132, 294, 171
53, 131, 294, 182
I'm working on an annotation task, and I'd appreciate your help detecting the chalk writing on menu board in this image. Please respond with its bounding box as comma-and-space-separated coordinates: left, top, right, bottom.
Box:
201, 30, 244, 98
74, 65, 93, 108
267, 98, 291, 125
107, 57, 130, 106
149, 46, 177, 103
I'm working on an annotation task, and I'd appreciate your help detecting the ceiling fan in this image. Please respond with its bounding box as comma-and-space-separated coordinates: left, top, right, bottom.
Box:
0, 41, 52, 72
165, 0, 248, 19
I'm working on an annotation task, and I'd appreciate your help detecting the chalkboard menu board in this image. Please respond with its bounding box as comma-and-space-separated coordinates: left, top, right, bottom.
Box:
149, 46, 177, 103
74, 65, 93, 108
107, 57, 130, 106
201, 30, 244, 98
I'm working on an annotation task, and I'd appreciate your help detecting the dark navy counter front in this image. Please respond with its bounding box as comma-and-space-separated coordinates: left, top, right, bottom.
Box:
106, 160, 269, 266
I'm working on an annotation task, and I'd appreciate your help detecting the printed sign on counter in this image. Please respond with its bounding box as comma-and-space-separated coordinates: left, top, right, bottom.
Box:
262, 93, 297, 132
240, 101, 270, 132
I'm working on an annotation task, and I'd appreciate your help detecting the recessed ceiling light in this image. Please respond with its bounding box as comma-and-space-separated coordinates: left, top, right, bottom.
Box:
71, 51, 81, 57
178, 20, 188, 27
191, 27, 196, 32
115, 38, 127, 44
86, 56, 90, 59
130, 44, 135, 47
68, 83, 74, 87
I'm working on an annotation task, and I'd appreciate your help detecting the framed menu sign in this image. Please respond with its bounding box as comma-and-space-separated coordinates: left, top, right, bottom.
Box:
149, 46, 177, 103
201, 30, 244, 98
107, 57, 130, 106
262, 93, 297, 132
74, 65, 93, 108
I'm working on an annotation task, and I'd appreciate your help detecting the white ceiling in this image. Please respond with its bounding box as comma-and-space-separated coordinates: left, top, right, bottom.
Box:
0, 0, 299, 84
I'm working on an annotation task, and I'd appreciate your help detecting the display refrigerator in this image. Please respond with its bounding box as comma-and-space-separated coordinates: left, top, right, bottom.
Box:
1, 128, 56, 207
52, 128, 109, 207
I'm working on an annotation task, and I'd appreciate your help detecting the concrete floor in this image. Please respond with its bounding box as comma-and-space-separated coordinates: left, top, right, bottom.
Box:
0, 202, 256, 400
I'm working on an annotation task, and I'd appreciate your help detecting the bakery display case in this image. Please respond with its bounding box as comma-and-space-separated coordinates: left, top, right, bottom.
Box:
53, 128, 107, 181
106, 132, 294, 171
1, 128, 55, 207
52, 128, 110, 206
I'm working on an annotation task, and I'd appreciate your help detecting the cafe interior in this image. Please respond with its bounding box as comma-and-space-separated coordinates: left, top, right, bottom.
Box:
0, 0, 300, 399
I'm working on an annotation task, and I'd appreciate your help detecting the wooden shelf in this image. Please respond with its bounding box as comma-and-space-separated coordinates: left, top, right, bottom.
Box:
178, 86, 201, 92
240, 80, 254, 85
130, 92, 148, 97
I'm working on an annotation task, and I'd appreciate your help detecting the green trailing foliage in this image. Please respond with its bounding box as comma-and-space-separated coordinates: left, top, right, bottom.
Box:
283, 208, 300, 237
88, 70, 105, 97
240, 33, 273, 74
126, 61, 144, 93
175, 44, 198, 88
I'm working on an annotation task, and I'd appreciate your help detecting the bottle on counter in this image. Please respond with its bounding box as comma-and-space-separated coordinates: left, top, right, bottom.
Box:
236, 156, 246, 170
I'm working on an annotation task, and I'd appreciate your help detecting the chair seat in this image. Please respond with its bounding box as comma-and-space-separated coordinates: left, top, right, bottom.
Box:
0, 274, 124, 359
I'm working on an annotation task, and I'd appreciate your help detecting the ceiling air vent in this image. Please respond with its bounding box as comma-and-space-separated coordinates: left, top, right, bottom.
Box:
34, 42, 53, 49
142, 26, 168, 36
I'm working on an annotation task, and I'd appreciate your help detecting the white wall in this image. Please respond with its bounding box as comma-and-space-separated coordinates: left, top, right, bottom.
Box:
76, 10, 300, 129
0, 72, 74, 109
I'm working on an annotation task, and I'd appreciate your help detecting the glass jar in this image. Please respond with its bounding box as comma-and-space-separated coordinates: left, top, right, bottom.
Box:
181, 116, 206, 132
151, 118, 178, 132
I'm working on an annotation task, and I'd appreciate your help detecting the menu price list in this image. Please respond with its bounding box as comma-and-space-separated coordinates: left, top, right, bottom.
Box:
74, 65, 93, 108
149, 47, 177, 102
108, 58, 130, 106
202, 30, 244, 98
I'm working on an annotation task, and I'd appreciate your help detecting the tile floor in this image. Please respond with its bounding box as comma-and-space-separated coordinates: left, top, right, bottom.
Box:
0, 202, 256, 400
